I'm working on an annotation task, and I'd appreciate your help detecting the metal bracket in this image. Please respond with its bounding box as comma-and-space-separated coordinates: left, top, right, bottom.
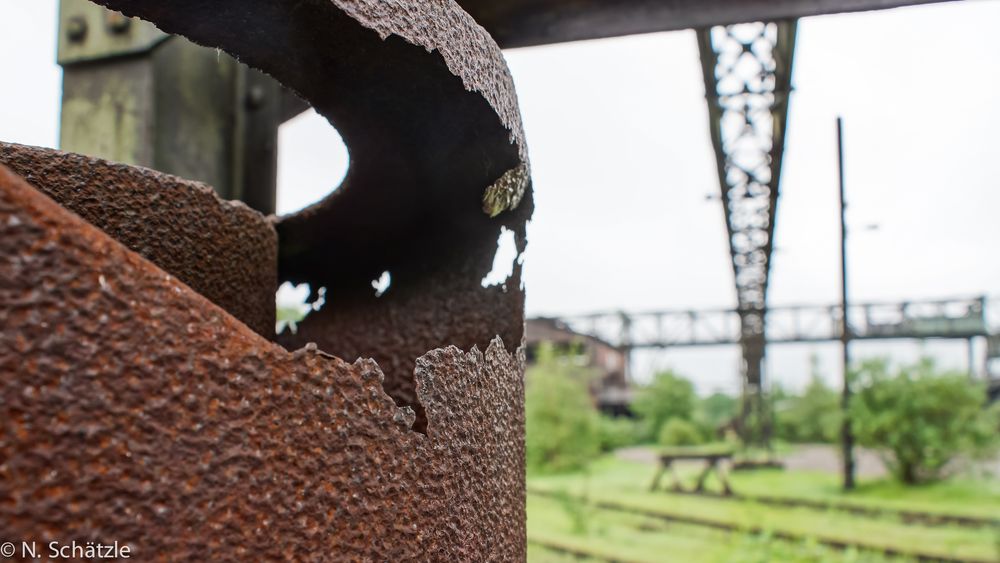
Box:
56, 0, 300, 214
58, 0, 168, 66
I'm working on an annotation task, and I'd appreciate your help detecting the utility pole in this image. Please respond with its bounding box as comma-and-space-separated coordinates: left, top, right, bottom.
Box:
968, 337, 975, 379
837, 116, 856, 490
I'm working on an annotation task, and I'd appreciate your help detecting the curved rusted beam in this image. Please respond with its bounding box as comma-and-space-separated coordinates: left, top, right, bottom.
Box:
87, 0, 534, 426
87, 0, 531, 262
0, 164, 526, 560
3, 0, 531, 557
0, 142, 277, 337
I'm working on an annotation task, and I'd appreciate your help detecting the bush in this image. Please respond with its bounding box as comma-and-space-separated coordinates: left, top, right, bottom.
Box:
596, 415, 640, 452
849, 357, 1000, 484
774, 375, 841, 444
694, 392, 738, 439
658, 417, 703, 447
632, 370, 698, 441
525, 344, 600, 473
772, 354, 841, 444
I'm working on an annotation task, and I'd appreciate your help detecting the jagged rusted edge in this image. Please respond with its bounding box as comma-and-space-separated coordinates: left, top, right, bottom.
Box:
83, 0, 534, 421
310, 0, 531, 214
88, 0, 528, 453
87, 0, 531, 245
1, 164, 526, 559
331, 1, 528, 157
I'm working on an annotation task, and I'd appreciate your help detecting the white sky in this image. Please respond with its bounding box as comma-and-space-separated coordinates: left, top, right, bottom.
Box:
2, 0, 998, 394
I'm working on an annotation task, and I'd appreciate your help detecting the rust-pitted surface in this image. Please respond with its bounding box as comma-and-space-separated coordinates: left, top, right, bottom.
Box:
5, 0, 531, 557
86, 0, 534, 432
277, 233, 529, 432
0, 143, 276, 337
0, 165, 525, 559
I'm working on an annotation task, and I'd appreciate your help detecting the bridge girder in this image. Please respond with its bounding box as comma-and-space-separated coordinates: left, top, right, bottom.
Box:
557, 296, 991, 349
454, 0, 955, 48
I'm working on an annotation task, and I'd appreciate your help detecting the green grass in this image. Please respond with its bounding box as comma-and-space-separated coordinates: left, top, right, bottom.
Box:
528, 543, 602, 562
527, 455, 1000, 562
538, 453, 1000, 519
729, 467, 1000, 519
527, 495, 908, 563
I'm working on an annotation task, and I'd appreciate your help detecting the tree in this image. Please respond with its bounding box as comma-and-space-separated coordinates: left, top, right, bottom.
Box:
596, 415, 641, 452
849, 357, 1000, 484
632, 370, 698, 441
658, 417, 703, 447
525, 344, 600, 473
772, 354, 840, 444
694, 392, 738, 439
775, 381, 840, 444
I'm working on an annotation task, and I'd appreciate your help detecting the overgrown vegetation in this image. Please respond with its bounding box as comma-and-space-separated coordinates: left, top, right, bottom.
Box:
631, 370, 742, 447
527, 347, 999, 490
631, 370, 699, 442
525, 348, 1000, 561
694, 392, 739, 440
525, 344, 601, 473
528, 493, 913, 563
657, 417, 703, 447
849, 357, 1000, 484
773, 355, 841, 444
528, 456, 1000, 563
595, 415, 639, 452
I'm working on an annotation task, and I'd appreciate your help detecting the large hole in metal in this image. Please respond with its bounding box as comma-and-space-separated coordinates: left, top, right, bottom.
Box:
372, 270, 391, 297
276, 109, 349, 216
481, 226, 520, 288
276, 281, 327, 335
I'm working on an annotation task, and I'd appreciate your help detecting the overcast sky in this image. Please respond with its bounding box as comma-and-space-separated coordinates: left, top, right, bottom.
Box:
2, 0, 998, 393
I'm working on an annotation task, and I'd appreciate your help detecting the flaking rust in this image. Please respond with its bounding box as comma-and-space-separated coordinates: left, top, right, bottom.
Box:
0, 164, 526, 559
2, 0, 531, 559
0, 142, 277, 338
83, 0, 534, 436
483, 164, 531, 217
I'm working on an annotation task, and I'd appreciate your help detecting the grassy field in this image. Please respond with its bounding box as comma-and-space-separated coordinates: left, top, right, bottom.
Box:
526, 454, 1000, 562
527, 496, 908, 563
729, 466, 1000, 520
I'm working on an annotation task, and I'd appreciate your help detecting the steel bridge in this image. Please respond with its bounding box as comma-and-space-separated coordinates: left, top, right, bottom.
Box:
546, 295, 1000, 402
540, 295, 1000, 400
550, 296, 992, 350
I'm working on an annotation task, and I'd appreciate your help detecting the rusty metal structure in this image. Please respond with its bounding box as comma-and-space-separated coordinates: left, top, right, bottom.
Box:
56, 0, 310, 215
557, 297, 992, 350
1, 160, 528, 559
696, 21, 796, 444
452, 0, 953, 48
0, 143, 278, 336
989, 337, 1000, 401
0, 0, 968, 559
3, 0, 531, 558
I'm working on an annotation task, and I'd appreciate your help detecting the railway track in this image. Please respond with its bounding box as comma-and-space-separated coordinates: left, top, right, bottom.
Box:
660, 488, 1000, 529
528, 489, 998, 563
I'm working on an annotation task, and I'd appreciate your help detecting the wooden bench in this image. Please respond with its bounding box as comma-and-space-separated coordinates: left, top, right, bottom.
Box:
649, 450, 734, 495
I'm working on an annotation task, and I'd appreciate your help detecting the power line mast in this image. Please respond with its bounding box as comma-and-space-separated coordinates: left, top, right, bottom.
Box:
837, 117, 856, 490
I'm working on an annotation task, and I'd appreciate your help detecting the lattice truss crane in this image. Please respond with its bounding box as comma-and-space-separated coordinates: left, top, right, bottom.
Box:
697, 22, 797, 393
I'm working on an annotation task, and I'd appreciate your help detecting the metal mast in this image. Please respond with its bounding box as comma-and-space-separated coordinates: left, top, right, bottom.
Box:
697, 21, 797, 446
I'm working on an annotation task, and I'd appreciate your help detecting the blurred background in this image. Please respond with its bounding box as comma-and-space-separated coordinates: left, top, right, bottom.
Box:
2, 1, 999, 561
